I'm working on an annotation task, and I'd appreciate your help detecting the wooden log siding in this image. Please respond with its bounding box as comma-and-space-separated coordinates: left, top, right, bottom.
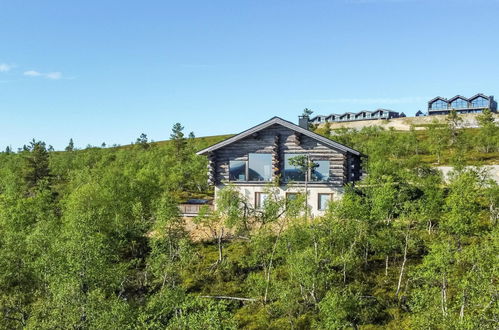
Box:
212, 124, 351, 186
272, 134, 281, 181
207, 153, 216, 185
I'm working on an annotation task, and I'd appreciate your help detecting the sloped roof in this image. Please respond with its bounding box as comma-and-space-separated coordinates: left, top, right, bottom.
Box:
448, 95, 469, 102
196, 116, 361, 156
428, 96, 448, 104
469, 93, 490, 101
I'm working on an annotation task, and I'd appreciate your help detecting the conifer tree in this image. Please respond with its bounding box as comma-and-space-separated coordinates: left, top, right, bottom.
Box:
170, 123, 186, 154
136, 133, 150, 149
23, 139, 51, 188
65, 138, 74, 152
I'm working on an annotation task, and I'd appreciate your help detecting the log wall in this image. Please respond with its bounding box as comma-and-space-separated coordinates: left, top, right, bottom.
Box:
207, 124, 361, 186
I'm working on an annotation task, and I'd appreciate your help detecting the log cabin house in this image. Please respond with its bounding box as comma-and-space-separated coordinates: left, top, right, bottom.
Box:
196, 116, 363, 216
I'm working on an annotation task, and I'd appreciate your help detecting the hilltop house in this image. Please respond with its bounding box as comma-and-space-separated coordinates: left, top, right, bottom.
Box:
196, 116, 363, 216
310, 109, 404, 124
428, 94, 497, 116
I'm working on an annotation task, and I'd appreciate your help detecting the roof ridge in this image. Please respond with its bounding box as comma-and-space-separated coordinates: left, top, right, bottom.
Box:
196, 116, 361, 156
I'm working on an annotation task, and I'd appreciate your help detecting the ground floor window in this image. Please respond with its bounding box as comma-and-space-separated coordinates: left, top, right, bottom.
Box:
318, 193, 333, 211
286, 192, 299, 201
255, 192, 268, 209
285, 192, 303, 210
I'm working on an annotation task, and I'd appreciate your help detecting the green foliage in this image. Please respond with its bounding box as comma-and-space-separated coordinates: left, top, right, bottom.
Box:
475, 109, 499, 153
302, 108, 313, 116
23, 139, 51, 188
1, 121, 498, 328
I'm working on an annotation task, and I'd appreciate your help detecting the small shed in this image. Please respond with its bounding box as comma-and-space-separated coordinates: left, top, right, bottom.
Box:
178, 199, 213, 217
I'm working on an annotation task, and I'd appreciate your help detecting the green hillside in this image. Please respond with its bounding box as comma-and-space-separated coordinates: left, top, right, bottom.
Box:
0, 112, 498, 329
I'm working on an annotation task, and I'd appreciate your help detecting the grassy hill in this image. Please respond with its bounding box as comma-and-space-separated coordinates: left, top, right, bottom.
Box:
1, 119, 498, 329
313, 112, 499, 131
148, 126, 499, 166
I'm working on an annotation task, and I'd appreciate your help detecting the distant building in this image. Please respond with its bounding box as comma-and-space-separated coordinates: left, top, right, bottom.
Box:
415, 110, 425, 117
428, 94, 497, 116
310, 109, 403, 124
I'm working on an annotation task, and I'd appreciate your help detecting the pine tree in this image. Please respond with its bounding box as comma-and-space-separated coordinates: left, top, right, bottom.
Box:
170, 123, 186, 154
136, 133, 150, 149
302, 108, 313, 116
23, 139, 51, 188
65, 138, 74, 152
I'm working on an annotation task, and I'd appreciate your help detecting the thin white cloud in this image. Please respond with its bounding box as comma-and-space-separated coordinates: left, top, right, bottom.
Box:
24, 70, 63, 80
311, 97, 428, 105
24, 70, 42, 77
46, 72, 62, 80
0, 63, 12, 72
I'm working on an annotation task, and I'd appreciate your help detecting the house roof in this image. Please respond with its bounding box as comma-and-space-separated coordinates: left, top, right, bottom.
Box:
196, 116, 362, 156
469, 93, 490, 101
428, 96, 448, 104
448, 95, 468, 102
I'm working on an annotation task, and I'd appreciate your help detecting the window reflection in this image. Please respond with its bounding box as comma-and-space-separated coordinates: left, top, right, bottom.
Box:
284, 154, 306, 181
450, 98, 468, 109
229, 160, 246, 181
318, 193, 332, 211
471, 97, 488, 108
311, 160, 330, 182
431, 100, 448, 109
255, 192, 268, 209
248, 153, 272, 181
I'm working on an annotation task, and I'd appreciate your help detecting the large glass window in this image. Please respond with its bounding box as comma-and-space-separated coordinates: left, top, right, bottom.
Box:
229, 160, 246, 181
318, 193, 333, 211
471, 97, 488, 108
431, 100, 448, 110
284, 154, 306, 182
311, 160, 330, 182
450, 98, 468, 109
248, 153, 272, 181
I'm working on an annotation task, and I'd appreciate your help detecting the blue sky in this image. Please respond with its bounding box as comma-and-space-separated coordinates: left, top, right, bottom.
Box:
1, 0, 498, 150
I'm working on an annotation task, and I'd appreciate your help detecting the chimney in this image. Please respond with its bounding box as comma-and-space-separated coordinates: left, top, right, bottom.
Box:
298, 115, 309, 130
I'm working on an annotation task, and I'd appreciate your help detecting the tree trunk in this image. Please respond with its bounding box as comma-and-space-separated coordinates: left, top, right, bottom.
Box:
441, 274, 448, 317
304, 168, 309, 221
385, 256, 389, 277
217, 228, 224, 263
264, 221, 285, 304
343, 260, 346, 284
200, 295, 257, 302
459, 290, 466, 322
396, 231, 409, 298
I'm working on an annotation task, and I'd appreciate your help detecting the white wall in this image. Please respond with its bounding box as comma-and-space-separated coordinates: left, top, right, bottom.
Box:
437, 165, 499, 183
215, 184, 344, 217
